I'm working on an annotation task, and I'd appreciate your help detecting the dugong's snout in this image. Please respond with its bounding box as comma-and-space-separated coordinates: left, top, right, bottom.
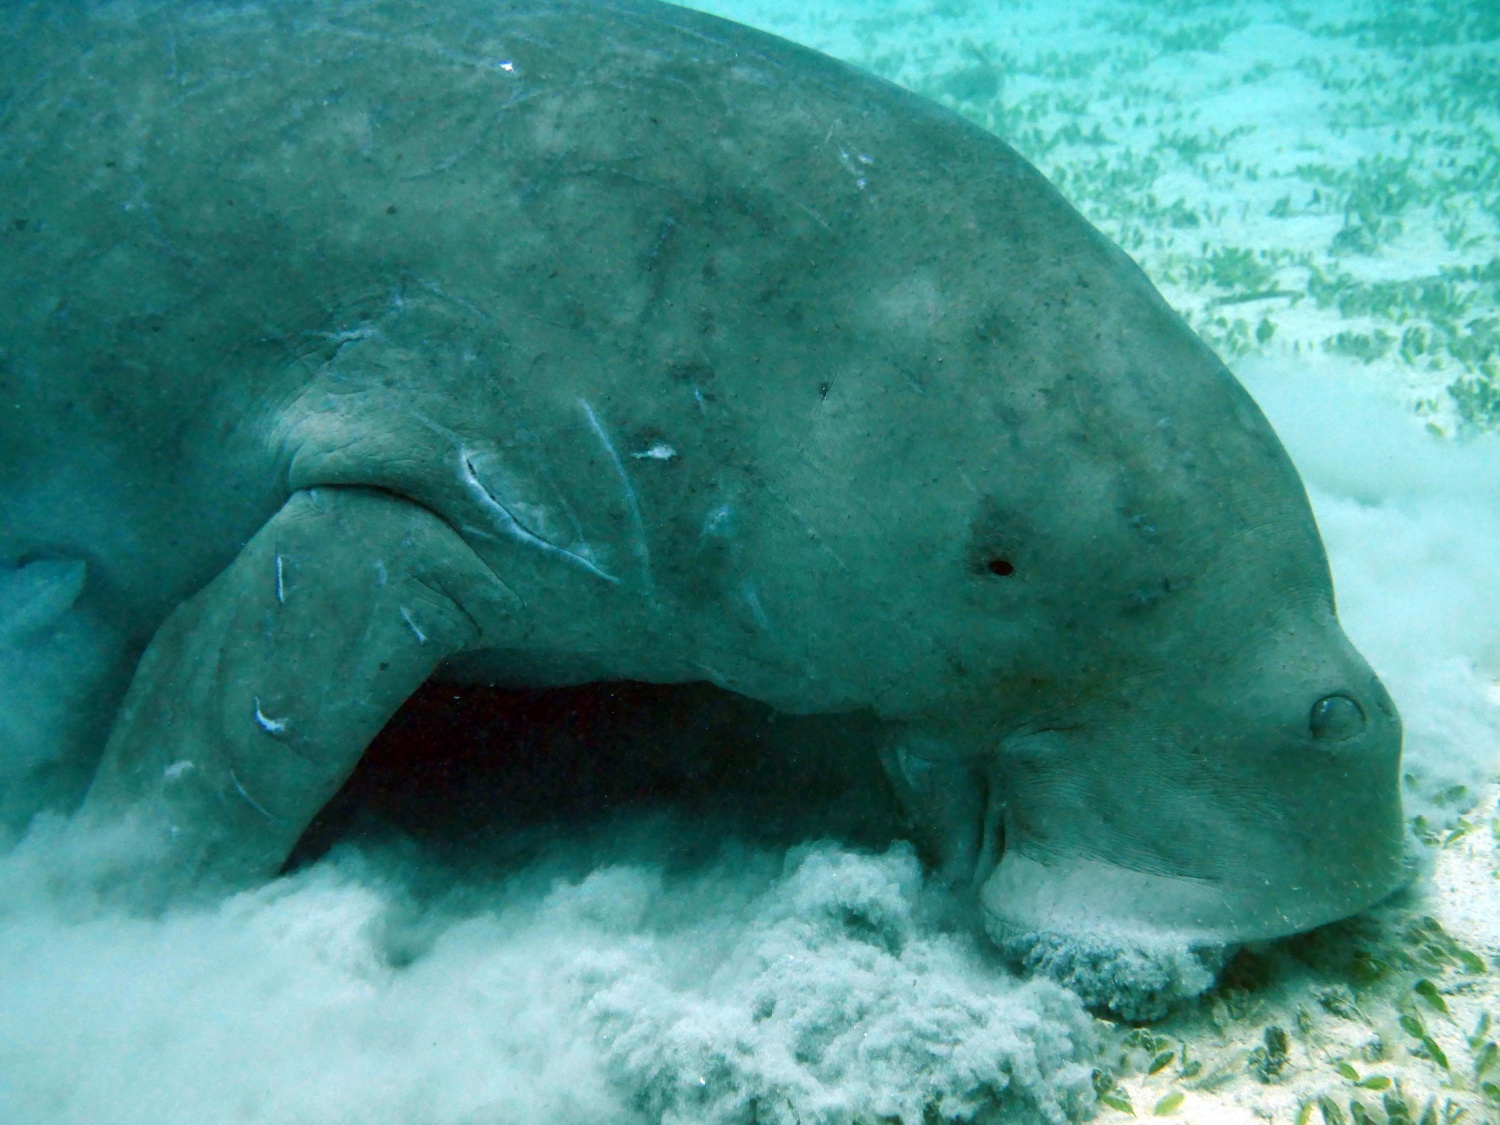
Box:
976, 644, 1406, 990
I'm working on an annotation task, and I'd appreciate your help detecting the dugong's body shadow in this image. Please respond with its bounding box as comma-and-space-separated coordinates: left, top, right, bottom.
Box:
291, 680, 904, 872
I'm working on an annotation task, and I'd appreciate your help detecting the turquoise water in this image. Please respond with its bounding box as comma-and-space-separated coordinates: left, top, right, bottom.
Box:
2, 2, 1499, 1123
684, 0, 1500, 428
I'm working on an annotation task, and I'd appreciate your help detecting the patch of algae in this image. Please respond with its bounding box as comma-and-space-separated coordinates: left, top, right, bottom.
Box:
1089, 786, 1500, 1125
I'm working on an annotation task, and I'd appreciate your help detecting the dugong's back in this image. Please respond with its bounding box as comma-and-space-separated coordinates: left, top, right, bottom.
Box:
2, 0, 1326, 716
0, 0, 1180, 624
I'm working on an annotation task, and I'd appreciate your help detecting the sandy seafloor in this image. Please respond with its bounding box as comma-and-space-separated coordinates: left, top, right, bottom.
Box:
3, 1, 1500, 1123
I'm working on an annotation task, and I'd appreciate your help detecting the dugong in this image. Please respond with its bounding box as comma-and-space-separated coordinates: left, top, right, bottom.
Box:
1, 0, 1402, 998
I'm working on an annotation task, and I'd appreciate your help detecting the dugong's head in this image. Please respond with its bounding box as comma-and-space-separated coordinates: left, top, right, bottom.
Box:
864, 331, 1407, 1011
975, 601, 1404, 999
806, 153, 1407, 1014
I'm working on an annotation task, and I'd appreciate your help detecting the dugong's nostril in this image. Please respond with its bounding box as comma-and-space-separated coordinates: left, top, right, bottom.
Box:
1310, 694, 1365, 741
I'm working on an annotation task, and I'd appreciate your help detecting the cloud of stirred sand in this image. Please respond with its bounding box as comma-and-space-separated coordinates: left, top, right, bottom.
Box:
1, 355, 1498, 1125
0, 820, 1098, 1125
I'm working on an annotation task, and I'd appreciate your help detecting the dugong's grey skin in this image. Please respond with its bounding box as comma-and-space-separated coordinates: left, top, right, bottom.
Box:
1, 0, 1402, 988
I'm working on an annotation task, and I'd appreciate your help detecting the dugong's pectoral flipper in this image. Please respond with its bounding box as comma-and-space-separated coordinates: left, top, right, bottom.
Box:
79, 487, 512, 893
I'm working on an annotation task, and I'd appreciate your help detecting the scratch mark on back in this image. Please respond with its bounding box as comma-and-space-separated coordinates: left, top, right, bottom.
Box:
579, 397, 656, 601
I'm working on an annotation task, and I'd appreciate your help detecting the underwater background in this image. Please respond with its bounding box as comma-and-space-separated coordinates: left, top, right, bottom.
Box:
2, 0, 1499, 1122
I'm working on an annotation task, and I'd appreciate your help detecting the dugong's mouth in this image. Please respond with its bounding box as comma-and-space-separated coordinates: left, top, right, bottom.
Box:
977, 843, 1407, 1015
982, 842, 1406, 943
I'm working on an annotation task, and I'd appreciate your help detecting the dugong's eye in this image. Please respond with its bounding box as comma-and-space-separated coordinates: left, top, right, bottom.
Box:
1310, 694, 1365, 741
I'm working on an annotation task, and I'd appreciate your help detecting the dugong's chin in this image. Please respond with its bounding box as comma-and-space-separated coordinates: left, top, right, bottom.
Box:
979, 849, 1405, 950
979, 850, 1404, 1018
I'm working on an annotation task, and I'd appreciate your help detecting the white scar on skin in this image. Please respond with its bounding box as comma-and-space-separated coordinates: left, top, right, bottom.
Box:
578, 398, 654, 598
458, 448, 621, 584
399, 605, 427, 644
163, 760, 194, 781
631, 442, 676, 460
742, 582, 776, 638
703, 504, 732, 537
253, 698, 288, 736
229, 768, 274, 820
275, 554, 286, 604
694, 660, 737, 691
410, 410, 613, 587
